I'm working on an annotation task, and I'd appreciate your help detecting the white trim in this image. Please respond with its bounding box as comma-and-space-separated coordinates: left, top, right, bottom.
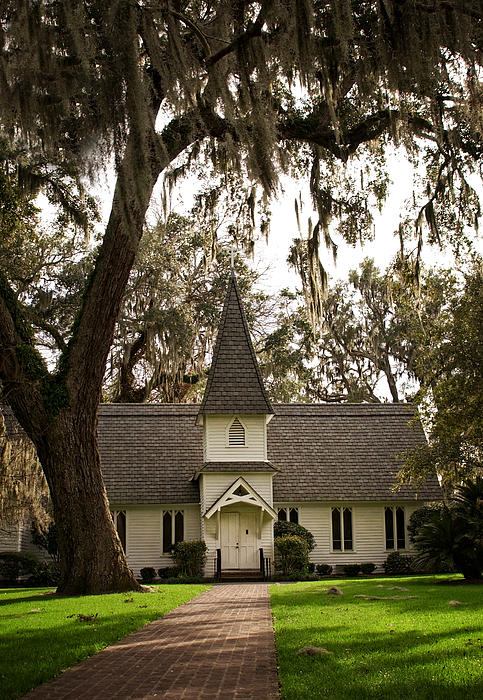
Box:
330, 505, 354, 552
384, 505, 407, 551
204, 476, 277, 520
161, 509, 184, 553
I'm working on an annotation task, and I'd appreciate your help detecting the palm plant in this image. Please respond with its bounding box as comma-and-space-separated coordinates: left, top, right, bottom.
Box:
413, 478, 483, 580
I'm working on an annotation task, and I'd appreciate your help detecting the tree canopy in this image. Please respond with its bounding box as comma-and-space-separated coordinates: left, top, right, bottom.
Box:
0, 1, 482, 594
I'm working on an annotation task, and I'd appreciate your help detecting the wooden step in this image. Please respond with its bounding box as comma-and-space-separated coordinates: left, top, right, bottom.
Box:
220, 569, 264, 582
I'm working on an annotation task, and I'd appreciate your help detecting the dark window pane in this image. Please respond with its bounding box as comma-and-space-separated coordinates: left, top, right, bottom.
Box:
175, 511, 184, 544
163, 511, 172, 553
289, 508, 299, 524
116, 511, 126, 553
385, 507, 394, 549
396, 507, 406, 549
343, 508, 353, 550
278, 508, 287, 522
332, 508, 341, 550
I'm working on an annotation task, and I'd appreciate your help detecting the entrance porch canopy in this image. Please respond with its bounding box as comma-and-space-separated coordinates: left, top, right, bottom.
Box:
204, 476, 277, 520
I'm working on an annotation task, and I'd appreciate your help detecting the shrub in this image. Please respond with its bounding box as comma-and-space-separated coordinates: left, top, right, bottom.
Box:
158, 566, 179, 579
0, 551, 38, 582
173, 541, 207, 577
316, 563, 333, 576
360, 562, 376, 575
307, 562, 315, 573
343, 564, 361, 576
274, 521, 315, 551
408, 504, 447, 545
274, 535, 309, 576
27, 561, 60, 586
383, 551, 414, 575
410, 478, 483, 580
414, 478, 482, 580
139, 567, 156, 583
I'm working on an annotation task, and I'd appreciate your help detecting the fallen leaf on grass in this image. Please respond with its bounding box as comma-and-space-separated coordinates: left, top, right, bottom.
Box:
77, 613, 98, 623
449, 600, 470, 606
298, 646, 333, 656
27, 609, 42, 614
124, 597, 134, 603
326, 586, 343, 595
138, 604, 148, 608
387, 586, 409, 591
354, 594, 419, 600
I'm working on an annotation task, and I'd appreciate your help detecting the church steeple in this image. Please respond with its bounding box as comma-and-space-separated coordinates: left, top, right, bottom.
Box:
197, 271, 273, 420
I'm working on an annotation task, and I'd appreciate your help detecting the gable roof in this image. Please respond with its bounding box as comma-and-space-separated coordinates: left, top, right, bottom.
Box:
269, 404, 439, 501
97, 403, 440, 504
204, 476, 277, 519
197, 271, 273, 418
1, 403, 442, 506
97, 404, 201, 504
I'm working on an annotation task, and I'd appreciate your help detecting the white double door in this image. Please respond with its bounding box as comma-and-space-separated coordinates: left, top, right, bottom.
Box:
220, 510, 258, 569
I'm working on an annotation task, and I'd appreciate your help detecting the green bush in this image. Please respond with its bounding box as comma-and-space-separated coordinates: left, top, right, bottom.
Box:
275, 535, 309, 576
383, 551, 414, 574
307, 562, 315, 573
0, 551, 38, 582
274, 521, 315, 551
343, 564, 361, 576
139, 567, 156, 583
316, 563, 333, 576
412, 478, 483, 580
158, 566, 179, 579
408, 504, 448, 545
360, 562, 376, 575
27, 562, 60, 586
173, 541, 207, 577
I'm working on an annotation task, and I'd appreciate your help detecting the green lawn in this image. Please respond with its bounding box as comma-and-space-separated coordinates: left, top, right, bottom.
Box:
0, 584, 209, 700
270, 576, 483, 700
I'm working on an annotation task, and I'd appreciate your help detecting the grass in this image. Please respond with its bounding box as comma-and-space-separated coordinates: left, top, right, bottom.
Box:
270, 575, 483, 700
0, 584, 209, 699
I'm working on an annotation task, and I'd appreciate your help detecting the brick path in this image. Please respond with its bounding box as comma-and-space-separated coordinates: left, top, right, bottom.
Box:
22, 583, 279, 700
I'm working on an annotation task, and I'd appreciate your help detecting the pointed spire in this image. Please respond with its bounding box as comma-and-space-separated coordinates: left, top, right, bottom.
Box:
198, 271, 273, 418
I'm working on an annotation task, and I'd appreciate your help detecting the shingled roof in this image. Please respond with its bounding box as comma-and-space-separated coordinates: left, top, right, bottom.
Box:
97, 404, 201, 504
1, 403, 441, 505
197, 271, 273, 418
269, 404, 440, 501
95, 402, 440, 504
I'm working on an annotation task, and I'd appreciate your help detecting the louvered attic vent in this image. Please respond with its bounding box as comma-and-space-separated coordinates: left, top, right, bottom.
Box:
229, 417, 245, 446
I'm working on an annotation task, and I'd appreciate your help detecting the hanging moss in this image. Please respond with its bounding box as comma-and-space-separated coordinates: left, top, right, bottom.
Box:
41, 374, 70, 418
14, 344, 46, 382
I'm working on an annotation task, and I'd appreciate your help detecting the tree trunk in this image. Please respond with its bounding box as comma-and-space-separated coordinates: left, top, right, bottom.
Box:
36, 411, 140, 594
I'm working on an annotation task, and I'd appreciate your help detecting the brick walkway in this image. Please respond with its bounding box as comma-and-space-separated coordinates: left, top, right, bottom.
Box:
22, 583, 279, 700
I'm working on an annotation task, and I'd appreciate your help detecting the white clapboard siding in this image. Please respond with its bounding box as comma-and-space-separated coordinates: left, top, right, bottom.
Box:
125, 505, 201, 576
205, 415, 267, 461
282, 502, 423, 571
202, 472, 274, 510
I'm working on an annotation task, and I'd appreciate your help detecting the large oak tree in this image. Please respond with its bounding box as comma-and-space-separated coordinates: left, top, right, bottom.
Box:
0, 1, 481, 593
